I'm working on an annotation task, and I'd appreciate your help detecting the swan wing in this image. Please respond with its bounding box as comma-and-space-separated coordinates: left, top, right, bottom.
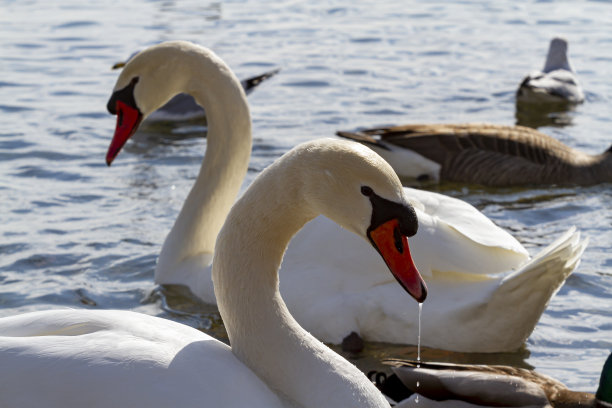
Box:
417, 227, 587, 352
406, 187, 529, 277
0, 310, 284, 408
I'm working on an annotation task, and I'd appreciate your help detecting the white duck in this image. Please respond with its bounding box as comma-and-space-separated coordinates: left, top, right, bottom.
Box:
0, 138, 428, 407
516, 37, 584, 104
106, 41, 587, 353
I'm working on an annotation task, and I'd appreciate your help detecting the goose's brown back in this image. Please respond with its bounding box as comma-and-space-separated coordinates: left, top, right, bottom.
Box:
338, 124, 611, 186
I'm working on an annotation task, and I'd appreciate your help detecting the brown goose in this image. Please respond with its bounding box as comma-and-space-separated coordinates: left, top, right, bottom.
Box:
376, 353, 612, 408
337, 123, 612, 186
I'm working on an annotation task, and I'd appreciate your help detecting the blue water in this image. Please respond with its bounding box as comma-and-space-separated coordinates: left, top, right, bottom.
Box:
1, 0, 611, 392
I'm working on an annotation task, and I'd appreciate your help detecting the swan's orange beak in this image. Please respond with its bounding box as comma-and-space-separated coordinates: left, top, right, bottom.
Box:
368, 219, 427, 303
106, 100, 142, 166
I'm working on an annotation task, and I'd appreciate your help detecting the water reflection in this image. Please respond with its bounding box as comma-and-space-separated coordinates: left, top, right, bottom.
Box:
515, 100, 577, 128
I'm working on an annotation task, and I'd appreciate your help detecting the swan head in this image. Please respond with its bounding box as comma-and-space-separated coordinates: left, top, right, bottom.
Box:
295, 139, 427, 303
104, 41, 213, 165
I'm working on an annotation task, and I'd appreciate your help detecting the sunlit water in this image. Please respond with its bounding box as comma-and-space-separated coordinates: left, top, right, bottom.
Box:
1, 0, 610, 393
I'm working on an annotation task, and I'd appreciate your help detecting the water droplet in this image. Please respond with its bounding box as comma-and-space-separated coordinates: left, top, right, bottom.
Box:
417, 302, 423, 362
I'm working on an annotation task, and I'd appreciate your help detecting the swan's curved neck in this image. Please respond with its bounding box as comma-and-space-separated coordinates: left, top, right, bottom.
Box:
212, 155, 388, 407
156, 50, 252, 277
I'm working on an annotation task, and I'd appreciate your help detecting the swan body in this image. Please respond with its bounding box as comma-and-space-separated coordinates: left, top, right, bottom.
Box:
0, 310, 285, 408
280, 219, 585, 351
379, 353, 612, 408
517, 37, 584, 104
336, 123, 612, 186
162, 189, 586, 351
106, 41, 587, 353
2, 107, 429, 406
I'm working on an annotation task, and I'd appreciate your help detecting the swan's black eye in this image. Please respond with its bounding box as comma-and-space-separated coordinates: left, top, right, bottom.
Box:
361, 186, 373, 196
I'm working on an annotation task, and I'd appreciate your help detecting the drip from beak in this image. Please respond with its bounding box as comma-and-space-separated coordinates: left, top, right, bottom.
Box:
106, 100, 142, 166
368, 218, 427, 303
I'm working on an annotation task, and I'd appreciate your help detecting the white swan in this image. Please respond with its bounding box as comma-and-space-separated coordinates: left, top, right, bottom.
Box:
106, 41, 587, 353
516, 37, 584, 104
0, 138, 428, 407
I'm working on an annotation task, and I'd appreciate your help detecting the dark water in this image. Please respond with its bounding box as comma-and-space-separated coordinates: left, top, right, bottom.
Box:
1, 0, 611, 392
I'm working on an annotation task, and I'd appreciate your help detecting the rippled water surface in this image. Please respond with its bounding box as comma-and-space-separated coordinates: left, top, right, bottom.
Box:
1, 0, 611, 393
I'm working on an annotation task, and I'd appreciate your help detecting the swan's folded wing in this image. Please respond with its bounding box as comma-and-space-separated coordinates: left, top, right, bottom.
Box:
0, 310, 286, 408
498, 227, 587, 311
406, 187, 529, 277
407, 188, 526, 253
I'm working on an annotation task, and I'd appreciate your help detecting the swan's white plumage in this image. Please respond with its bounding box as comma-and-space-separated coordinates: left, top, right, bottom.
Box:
212, 137, 409, 408
279, 220, 585, 350
121, 43, 586, 353
181, 195, 585, 351
0, 136, 414, 407
0, 310, 284, 408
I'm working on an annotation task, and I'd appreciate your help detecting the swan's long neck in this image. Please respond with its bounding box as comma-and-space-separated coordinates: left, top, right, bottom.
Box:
212, 153, 388, 408
155, 48, 252, 279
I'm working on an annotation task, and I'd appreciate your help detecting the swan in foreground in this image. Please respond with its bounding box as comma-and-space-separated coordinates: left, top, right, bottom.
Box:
371, 353, 612, 408
516, 37, 584, 104
336, 123, 612, 186
0, 138, 427, 407
106, 41, 587, 352
113, 52, 279, 122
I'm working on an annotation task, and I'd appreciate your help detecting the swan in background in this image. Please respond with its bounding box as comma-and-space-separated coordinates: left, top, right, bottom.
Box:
112, 51, 279, 122
0, 137, 428, 407
516, 37, 584, 104
374, 353, 612, 408
106, 41, 587, 353
336, 123, 612, 186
